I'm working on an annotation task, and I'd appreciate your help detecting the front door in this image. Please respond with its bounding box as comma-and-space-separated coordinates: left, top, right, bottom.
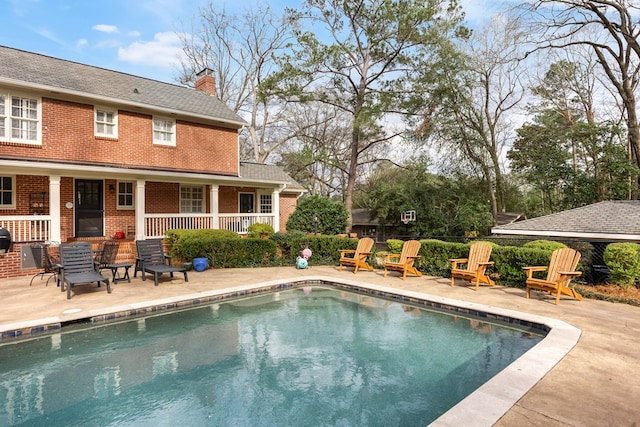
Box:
240, 193, 254, 213
75, 180, 104, 237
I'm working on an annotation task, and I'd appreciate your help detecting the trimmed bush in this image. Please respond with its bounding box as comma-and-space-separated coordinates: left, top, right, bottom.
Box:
523, 240, 567, 251
604, 243, 640, 288
247, 223, 275, 239
166, 228, 276, 267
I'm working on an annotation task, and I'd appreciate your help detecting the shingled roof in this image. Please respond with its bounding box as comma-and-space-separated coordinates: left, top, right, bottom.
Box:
0, 45, 246, 127
491, 200, 640, 241
239, 162, 305, 192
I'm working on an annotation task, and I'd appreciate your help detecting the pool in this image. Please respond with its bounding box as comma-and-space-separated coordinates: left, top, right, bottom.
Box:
0, 278, 581, 426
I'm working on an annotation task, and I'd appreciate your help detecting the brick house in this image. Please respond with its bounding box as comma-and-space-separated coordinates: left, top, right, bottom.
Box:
0, 46, 305, 278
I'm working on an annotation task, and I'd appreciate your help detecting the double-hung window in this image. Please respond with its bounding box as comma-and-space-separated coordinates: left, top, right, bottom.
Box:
259, 194, 273, 214
117, 181, 134, 209
180, 185, 204, 213
153, 116, 176, 146
0, 92, 41, 144
0, 176, 15, 209
95, 107, 118, 137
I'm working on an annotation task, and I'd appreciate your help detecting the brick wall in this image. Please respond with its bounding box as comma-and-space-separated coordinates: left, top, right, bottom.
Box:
0, 97, 239, 175
0, 246, 30, 279
279, 194, 299, 232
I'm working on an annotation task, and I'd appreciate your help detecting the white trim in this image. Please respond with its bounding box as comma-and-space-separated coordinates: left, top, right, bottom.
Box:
116, 180, 135, 210
491, 228, 640, 241
0, 159, 291, 187
0, 90, 42, 145
180, 184, 205, 213
152, 116, 176, 146
239, 192, 255, 213
0, 175, 16, 210
94, 106, 118, 138
49, 176, 61, 243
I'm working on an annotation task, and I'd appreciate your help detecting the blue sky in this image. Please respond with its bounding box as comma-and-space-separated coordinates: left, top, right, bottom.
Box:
1, 0, 505, 84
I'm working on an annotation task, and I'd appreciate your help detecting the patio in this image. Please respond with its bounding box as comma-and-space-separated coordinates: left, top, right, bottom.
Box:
1, 265, 638, 425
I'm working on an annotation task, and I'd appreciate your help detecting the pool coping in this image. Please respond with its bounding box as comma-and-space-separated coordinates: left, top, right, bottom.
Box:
0, 275, 581, 426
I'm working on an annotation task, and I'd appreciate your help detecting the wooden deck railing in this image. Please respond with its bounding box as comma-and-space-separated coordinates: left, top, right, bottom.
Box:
144, 213, 276, 238
0, 216, 51, 242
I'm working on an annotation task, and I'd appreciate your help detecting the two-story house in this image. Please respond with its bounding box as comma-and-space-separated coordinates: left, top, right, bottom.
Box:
0, 45, 305, 279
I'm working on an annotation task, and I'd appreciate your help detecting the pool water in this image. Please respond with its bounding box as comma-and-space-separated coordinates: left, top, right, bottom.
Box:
0, 287, 542, 426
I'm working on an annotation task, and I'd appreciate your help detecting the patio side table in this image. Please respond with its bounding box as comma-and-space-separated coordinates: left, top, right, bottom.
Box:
107, 263, 132, 284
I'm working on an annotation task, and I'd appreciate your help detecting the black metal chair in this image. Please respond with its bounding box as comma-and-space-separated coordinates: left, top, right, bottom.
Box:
59, 242, 111, 299
96, 240, 132, 283
29, 243, 61, 287
135, 239, 188, 286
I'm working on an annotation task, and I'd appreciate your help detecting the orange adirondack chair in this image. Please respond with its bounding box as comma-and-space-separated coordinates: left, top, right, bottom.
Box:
449, 242, 495, 290
524, 247, 582, 305
383, 240, 422, 279
339, 237, 375, 273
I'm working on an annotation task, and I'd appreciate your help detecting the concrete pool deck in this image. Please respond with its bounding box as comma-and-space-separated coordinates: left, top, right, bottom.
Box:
0, 265, 638, 425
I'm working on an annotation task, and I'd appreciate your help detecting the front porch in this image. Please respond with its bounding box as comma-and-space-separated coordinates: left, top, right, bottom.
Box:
0, 213, 277, 243
0, 213, 277, 279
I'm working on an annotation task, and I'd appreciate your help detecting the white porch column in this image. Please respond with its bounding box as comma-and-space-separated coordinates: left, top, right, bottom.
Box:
272, 187, 281, 232
135, 180, 146, 239
210, 184, 219, 229
49, 176, 61, 243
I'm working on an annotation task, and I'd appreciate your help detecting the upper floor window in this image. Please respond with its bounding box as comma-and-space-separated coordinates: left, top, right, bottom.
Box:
0, 92, 41, 144
153, 116, 176, 146
259, 194, 273, 214
0, 176, 15, 209
180, 185, 204, 213
95, 107, 118, 138
117, 181, 134, 209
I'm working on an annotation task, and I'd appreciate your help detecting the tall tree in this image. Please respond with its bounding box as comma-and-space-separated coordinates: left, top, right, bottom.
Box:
416, 14, 525, 223
521, 0, 640, 192
264, 0, 467, 230
177, 3, 292, 162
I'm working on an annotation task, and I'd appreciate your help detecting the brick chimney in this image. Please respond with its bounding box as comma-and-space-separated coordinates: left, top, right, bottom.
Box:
195, 68, 217, 96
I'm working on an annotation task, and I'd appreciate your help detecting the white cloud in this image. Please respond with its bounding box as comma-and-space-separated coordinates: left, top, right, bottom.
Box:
76, 39, 88, 49
93, 24, 119, 34
117, 32, 184, 68
32, 27, 65, 45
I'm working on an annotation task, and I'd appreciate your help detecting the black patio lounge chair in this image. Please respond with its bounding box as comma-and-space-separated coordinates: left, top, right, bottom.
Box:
135, 239, 188, 286
59, 241, 111, 299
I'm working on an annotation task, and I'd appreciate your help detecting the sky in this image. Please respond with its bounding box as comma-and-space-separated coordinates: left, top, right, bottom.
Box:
1, 0, 506, 85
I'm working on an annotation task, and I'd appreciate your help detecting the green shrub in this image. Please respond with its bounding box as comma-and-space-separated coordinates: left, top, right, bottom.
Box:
284, 235, 355, 265
604, 243, 640, 288
286, 195, 349, 234
247, 223, 275, 239
166, 228, 277, 267
523, 240, 567, 251
270, 231, 309, 263
386, 239, 404, 254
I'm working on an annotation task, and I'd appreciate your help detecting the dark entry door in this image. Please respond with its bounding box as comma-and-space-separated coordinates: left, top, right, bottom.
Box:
75, 180, 104, 237
240, 193, 254, 213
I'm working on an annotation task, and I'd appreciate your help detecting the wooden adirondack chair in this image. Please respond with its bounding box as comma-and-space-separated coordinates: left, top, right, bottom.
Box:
135, 239, 188, 286
59, 241, 111, 299
339, 237, 375, 273
524, 247, 582, 305
383, 240, 422, 279
449, 242, 496, 290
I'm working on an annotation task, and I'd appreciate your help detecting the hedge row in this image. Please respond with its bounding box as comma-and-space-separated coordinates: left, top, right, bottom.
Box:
165, 230, 632, 288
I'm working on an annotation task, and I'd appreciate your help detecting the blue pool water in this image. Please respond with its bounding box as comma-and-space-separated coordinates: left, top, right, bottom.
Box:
0, 287, 542, 426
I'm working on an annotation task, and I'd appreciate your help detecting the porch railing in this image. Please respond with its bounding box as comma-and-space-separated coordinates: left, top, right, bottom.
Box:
144, 213, 275, 238
144, 214, 214, 239
219, 214, 275, 234
0, 216, 51, 242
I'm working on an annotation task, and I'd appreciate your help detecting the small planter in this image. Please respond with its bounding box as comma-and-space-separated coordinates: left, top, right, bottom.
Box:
193, 257, 209, 272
